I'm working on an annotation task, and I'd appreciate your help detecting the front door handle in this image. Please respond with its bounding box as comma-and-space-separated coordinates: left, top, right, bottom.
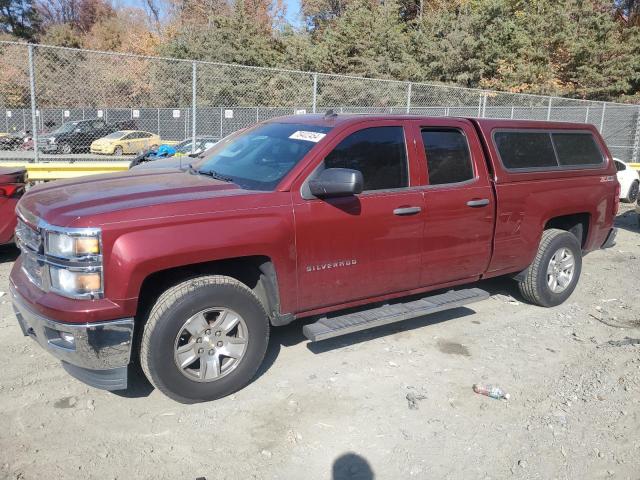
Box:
466, 199, 490, 208
393, 206, 422, 216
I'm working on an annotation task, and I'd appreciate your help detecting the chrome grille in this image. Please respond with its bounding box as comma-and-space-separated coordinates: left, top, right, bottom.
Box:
21, 249, 45, 289
15, 218, 42, 252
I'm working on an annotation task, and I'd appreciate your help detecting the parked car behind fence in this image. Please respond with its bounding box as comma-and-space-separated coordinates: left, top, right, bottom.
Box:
91, 130, 160, 156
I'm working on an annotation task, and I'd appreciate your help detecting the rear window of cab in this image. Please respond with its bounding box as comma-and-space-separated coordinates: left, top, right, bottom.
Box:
493, 130, 605, 171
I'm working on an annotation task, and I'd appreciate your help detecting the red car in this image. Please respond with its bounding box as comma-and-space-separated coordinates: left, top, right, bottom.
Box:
10, 115, 618, 403
0, 167, 26, 245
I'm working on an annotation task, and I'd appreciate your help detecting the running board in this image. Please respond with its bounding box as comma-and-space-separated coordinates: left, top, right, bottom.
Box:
303, 288, 490, 342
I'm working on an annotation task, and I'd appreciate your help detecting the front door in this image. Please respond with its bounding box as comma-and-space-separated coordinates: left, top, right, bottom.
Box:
410, 119, 495, 286
293, 122, 425, 312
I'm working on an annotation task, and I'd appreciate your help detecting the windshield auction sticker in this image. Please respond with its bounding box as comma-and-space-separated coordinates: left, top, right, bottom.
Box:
289, 131, 326, 142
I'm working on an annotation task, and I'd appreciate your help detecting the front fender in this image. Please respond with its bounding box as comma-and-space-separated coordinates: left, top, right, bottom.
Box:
102, 206, 297, 316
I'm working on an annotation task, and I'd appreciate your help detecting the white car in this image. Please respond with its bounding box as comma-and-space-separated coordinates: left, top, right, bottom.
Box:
614, 158, 639, 203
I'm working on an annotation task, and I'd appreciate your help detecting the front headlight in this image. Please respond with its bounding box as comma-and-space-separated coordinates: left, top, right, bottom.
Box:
47, 231, 100, 259
50, 265, 102, 297
45, 227, 103, 299
48, 137, 56, 144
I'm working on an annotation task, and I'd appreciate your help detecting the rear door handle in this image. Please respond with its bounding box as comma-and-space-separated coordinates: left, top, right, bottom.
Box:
466, 199, 490, 208
393, 206, 422, 216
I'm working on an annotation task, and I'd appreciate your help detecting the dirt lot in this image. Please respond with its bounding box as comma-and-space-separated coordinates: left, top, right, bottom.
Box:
1, 205, 639, 480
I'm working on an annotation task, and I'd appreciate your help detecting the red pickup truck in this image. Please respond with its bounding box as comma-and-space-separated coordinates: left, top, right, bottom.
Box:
10, 114, 618, 403
0, 167, 26, 245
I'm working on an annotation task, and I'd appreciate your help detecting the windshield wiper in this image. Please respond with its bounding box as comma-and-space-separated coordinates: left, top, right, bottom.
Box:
195, 168, 234, 182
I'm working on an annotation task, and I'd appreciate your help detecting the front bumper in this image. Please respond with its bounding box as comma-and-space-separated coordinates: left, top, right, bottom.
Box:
10, 284, 134, 390
90, 146, 111, 154
601, 227, 618, 249
38, 143, 59, 153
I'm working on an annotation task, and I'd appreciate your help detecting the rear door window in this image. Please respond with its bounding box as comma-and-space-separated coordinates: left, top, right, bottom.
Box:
422, 129, 474, 185
324, 126, 408, 191
552, 133, 603, 166
494, 132, 557, 169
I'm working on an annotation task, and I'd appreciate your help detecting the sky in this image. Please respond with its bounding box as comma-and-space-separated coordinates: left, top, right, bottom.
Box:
118, 0, 304, 26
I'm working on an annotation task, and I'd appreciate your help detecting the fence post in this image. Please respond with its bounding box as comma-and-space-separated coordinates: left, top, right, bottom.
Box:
599, 102, 606, 133
28, 45, 39, 163
312, 73, 318, 114
481, 93, 487, 118
191, 61, 197, 153
546, 97, 552, 121
631, 106, 640, 163
405, 83, 412, 114
477, 93, 482, 117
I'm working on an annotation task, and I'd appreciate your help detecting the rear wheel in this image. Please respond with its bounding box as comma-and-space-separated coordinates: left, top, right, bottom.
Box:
113, 146, 123, 156
518, 229, 582, 307
624, 180, 639, 203
140, 275, 270, 403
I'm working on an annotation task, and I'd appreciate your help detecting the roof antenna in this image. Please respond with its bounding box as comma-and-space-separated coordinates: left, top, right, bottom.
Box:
324, 109, 338, 118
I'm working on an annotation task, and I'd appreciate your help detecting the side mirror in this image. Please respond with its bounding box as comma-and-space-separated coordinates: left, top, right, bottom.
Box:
308, 168, 363, 198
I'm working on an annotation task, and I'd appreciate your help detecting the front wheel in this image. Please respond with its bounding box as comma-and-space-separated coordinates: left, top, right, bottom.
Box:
140, 275, 270, 403
113, 146, 123, 156
518, 229, 582, 307
59, 142, 72, 154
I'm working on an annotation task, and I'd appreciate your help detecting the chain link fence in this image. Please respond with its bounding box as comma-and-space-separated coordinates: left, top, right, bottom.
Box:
1, 40, 639, 163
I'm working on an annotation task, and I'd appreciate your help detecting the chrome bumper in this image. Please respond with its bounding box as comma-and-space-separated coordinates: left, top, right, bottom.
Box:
10, 285, 134, 390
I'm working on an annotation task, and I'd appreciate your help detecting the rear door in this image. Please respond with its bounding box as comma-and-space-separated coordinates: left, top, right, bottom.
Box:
292, 121, 425, 312
410, 119, 495, 286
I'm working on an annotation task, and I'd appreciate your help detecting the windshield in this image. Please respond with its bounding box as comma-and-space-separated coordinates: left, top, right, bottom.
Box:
103, 131, 127, 140
193, 123, 331, 190
52, 122, 79, 134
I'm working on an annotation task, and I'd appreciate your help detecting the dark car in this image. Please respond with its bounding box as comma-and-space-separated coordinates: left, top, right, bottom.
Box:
0, 131, 30, 151
37, 119, 137, 154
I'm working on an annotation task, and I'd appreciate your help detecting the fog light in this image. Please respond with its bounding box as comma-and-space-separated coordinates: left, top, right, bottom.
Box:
59, 332, 75, 345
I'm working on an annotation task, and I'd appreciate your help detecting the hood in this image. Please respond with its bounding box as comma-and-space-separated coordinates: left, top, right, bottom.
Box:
18, 168, 246, 227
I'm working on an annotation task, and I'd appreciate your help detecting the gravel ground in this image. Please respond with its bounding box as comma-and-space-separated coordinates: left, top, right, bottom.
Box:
1, 205, 639, 480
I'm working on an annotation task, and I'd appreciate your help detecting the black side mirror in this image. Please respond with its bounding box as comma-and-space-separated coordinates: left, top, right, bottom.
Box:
308, 168, 363, 198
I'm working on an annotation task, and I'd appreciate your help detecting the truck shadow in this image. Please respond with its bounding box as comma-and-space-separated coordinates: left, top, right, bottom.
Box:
113, 276, 526, 397
257, 275, 523, 380
614, 208, 639, 234
0, 244, 19, 264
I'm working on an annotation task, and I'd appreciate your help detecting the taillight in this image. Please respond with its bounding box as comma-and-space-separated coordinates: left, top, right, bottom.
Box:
0, 184, 23, 198
614, 181, 621, 215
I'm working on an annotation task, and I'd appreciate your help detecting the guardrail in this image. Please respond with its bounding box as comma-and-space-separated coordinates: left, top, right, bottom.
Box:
0, 160, 131, 181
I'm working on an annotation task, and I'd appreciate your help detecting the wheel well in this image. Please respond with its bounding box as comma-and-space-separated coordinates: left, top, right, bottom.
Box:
136, 256, 282, 324
544, 213, 590, 248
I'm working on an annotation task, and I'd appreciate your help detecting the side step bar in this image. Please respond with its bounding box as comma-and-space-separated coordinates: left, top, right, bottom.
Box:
303, 288, 489, 342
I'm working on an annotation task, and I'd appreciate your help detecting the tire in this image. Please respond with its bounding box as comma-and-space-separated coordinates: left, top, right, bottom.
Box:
140, 275, 270, 403
60, 142, 72, 154
624, 180, 639, 203
113, 146, 123, 156
518, 229, 582, 307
